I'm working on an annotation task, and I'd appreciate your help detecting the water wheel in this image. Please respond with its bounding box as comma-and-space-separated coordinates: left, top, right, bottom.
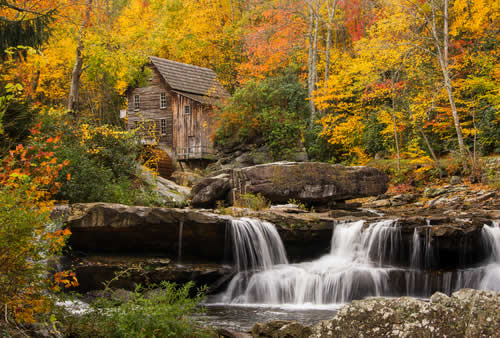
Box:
146, 148, 174, 179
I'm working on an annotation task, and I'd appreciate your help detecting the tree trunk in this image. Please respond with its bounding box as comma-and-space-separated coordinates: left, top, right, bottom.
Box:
308, 2, 319, 128
431, 0, 467, 157
324, 0, 338, 83
68, 41, 83, 112
67, 0, 92, 114
418, 125, 441, 168
391, 78, 401, 173
307, 4, 314, 118
31, 69, 40, 98
230, 0, 234, 23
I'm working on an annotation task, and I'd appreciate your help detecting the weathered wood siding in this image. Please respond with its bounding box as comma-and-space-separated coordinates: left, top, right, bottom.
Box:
127, 65, 173, 147
127, 64, 217, 160
173, 93, 216, 160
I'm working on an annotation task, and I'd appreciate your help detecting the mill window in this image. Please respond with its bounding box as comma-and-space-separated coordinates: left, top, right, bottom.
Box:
184, 105, 191, 114
161, 119, 167, 135
160, 93, 167, 109
134, 95, 140, 110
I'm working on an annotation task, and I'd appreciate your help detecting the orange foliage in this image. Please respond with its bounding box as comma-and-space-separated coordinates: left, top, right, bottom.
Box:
0, 122, 77, 324
1, 122, 69, 205
238, 1, 307, 82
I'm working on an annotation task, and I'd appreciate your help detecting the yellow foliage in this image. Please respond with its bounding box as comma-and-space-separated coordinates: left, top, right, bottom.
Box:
318, 113, 370, 164
451, 0, 499, 37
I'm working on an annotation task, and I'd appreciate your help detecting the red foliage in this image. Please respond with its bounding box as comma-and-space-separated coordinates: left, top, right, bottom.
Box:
339, 0, 377, 41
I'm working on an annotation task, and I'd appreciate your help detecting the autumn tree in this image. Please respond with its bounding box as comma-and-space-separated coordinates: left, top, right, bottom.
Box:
0, 122, 76, 327
0, 0, 57, 57
68, 0, 93, 113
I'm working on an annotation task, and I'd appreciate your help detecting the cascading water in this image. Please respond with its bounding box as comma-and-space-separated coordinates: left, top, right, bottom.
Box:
479, 221, 500, 291
221, 218, 288, 303
220, 220, 397, 304
177, 219, 184, 264
229, 218, 288, 272
216, 218, 500, 306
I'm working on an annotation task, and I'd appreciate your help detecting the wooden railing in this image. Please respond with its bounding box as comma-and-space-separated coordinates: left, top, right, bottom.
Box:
176, 145, 215, 160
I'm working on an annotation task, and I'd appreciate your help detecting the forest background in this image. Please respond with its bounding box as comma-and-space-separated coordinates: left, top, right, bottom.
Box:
1, 0, 499, 181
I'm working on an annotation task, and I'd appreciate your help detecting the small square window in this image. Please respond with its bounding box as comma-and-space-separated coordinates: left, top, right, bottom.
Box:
134, 95, 140, 110
184, 105, 191, 114
160, 93, 167, 109
161, 119, 167, 135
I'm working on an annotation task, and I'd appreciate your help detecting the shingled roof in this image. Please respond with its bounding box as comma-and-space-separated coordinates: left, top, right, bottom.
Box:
149, 56, 229, 99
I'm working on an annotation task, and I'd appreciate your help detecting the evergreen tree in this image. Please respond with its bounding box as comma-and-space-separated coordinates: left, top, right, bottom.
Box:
0, 0, 56, 58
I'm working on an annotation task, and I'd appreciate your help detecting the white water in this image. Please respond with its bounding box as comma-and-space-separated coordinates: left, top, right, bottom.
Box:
229, 218, 288, 272
178, 219, 184, 264
479, 221, 500, 291
216, 218, 500, 306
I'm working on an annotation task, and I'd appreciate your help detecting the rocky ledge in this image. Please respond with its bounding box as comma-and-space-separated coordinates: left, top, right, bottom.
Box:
190, 162, 389, 208
61, 203, 498, 268
70, 255, 233, 293
251, 289, 500, 338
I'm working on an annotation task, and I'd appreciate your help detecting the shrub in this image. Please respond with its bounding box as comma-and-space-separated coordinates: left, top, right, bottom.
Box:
36, 110, 162, 206
63, 281, 213, 337
234, 193, 270, 211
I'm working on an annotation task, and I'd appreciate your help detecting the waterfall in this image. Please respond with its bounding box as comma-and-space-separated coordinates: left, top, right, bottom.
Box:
479, 221, 500, 291
361, 219, 401, 266
410, 229, 421, 268
229, 218, 288, 272
220, 220, 394, 304
220, 218, 288, 303
177, 220, 184, 264
217, 218, 500, 306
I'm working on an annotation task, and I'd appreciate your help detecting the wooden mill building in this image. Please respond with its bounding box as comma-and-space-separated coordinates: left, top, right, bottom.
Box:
126, 56, 229, 169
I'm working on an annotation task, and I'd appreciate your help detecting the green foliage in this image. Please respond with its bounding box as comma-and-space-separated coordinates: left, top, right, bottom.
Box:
216, 68, 309, 160
287, 198, 307, 211
303, 124, 336, 162
477, 107, 500, 154
63, 281, 213, 337
0, 186, 52, 321
0, 81, 35, 155
234, 193, 270, 211
37, 111, 162, 206
259, 108, 304, 159
363, 114, 386, 156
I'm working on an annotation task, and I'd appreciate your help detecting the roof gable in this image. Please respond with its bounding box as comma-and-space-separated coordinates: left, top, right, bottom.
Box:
149, 56, 229, 98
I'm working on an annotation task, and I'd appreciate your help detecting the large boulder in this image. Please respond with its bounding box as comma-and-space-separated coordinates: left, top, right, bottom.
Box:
233, 162, 388, 205
310, 289, 500, 337
190, 173, 231, 208
191, 162, 389, 208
